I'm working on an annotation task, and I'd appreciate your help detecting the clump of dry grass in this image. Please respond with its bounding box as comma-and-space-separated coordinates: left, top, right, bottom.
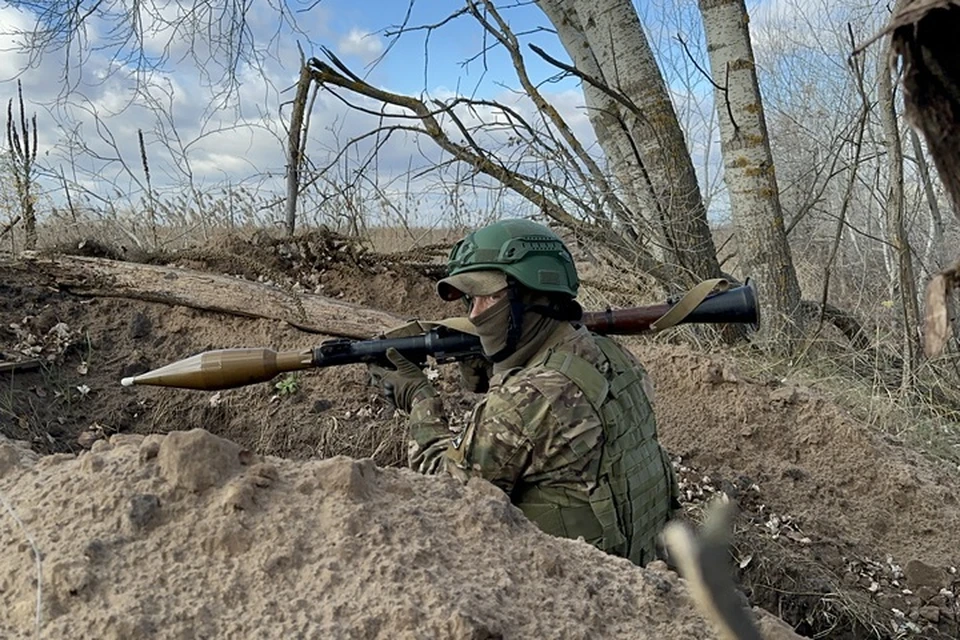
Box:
733, 523, 889, 638
311, 409, 407, 467
672, 461, 907, 639
727, 328, 960, 472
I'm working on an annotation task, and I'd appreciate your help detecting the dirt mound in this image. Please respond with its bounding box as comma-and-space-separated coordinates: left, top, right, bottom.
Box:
2, 428, 735, 639
55, 229, 456, 321
642, 343, 960, 638
648, 343, 960, 563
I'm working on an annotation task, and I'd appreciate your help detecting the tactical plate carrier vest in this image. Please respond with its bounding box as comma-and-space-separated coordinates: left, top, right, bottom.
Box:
513, 335, 677, 566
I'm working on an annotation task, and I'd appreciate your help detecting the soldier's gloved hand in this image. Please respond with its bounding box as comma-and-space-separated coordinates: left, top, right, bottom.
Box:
458, 355, 493, 393
367, 347, 437, 412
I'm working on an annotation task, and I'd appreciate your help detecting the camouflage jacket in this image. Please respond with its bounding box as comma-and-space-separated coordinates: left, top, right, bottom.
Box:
406, 322, 659, 511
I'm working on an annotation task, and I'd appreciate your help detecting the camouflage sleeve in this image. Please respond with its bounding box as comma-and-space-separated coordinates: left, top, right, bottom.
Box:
406, 395, 455, 475
442, 382, 550, 494
406, 378, 553, 496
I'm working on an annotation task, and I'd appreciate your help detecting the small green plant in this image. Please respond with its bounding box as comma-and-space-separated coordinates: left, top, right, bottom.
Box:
274, 373, 300, 397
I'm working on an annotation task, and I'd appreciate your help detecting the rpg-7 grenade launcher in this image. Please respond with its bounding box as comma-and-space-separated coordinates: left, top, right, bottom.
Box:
120, 280, 759, 392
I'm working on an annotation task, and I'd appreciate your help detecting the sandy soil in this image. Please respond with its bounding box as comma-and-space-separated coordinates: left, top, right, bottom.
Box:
1, 427, 804, 639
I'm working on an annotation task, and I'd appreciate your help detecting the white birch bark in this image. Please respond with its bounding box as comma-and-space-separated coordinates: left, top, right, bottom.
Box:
697, 0, 803, 350
537, 0, 722, 289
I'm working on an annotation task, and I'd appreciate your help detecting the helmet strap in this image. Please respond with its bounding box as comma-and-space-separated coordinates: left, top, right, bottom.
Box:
525, 298, 583, 323
487, 282, 584, 364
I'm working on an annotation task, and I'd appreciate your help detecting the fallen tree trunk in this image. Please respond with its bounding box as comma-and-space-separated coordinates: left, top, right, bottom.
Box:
7, 253, 407, 339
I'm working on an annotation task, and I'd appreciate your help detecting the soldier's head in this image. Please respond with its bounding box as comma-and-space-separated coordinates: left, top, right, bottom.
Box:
437, 219, 581, 362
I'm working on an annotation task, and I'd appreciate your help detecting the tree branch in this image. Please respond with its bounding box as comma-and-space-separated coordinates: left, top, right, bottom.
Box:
305, 53, 672, 283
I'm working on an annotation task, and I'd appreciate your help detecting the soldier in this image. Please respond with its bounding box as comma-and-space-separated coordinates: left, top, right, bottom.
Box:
368, 219, 679, 565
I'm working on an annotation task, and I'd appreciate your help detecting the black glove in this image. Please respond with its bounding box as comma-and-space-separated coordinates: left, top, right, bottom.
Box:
458, 355, 493, 393
368, 347, 437, 412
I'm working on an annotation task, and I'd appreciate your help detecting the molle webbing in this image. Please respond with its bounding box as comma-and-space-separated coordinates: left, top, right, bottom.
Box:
514, 487, 605, 546
538, 337, 671, 565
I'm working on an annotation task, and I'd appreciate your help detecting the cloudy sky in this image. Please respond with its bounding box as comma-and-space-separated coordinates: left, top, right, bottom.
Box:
0, 0, 883, 228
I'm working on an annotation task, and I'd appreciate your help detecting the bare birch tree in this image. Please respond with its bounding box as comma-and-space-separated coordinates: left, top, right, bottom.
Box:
696, 0, 803, 350
536, 0, 723, 289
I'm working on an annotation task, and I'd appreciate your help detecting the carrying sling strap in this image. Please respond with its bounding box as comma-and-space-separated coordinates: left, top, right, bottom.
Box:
651, 278, 730, 331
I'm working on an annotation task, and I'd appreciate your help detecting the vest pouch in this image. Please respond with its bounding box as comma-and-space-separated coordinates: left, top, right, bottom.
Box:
585, 475, 629, 557
516, 486, 605, 545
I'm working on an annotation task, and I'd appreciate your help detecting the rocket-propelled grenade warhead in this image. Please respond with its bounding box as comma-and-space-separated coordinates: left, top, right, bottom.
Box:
120, 348, 313, 390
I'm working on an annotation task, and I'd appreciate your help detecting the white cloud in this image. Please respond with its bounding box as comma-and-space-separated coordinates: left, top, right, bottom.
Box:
0, 5, 34, 81
190, 150, 260, 177
337, 28, 384, 61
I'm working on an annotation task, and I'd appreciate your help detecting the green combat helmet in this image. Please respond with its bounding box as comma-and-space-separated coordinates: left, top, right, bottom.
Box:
437, 219, 579, 300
